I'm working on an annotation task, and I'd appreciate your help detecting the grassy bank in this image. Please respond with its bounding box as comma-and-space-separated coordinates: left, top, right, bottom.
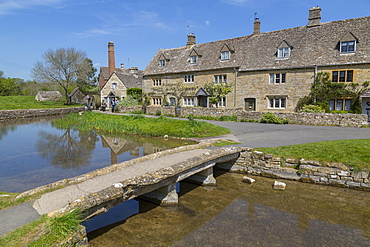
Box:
257, 139, 370, 170
52, 111, 231, 138
0, 210, 82, 247
0, 96, 81, 110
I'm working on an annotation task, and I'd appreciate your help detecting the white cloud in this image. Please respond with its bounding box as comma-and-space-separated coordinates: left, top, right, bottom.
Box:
205, 20, 211, 26
0, 0, 64, 15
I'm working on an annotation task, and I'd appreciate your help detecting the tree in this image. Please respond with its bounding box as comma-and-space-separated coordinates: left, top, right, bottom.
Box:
76, 58, 97, 94
0, 71, 21, 96
32, 48, 94, 104
203, 82, 232, 107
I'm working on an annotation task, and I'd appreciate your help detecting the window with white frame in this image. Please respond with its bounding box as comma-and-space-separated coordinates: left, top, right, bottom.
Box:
159, 59, 166, 67
183, 97, 194, 106
153, 78, 162, 86
190, 55, 197, 64
329, 99, 351, 111
217, 97, 226, 107
214, 75, 227, 84
278, 47, 290, 58
112, 83, 117, 90
269, 73, 286, 84
268, 97, 286, 109
340, 41, 356, 53
221, 51, 230, 60
184, 74, 194, 83
152, 97, 162, 106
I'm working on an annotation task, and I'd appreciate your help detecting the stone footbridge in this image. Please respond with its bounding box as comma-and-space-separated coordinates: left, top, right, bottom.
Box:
18, 144, 246, 220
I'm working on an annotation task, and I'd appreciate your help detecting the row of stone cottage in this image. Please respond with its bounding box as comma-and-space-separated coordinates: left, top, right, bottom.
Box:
97, 7, 370, 121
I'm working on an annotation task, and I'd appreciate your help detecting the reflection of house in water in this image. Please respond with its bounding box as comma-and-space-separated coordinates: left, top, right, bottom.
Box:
100, 135, 164, 165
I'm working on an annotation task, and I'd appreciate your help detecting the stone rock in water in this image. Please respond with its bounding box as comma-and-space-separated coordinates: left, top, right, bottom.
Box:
242, 176, 256, 184
273, 181, 286, 190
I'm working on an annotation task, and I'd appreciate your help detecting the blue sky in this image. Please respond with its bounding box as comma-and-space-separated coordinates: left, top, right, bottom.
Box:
0, 0, 369, 81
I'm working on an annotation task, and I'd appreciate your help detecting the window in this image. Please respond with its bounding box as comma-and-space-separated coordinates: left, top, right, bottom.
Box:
190, 55, 197, 64
169, 98, 176, 106
332, 70, 353, 83
221, 51, 230, 60
269, 73, 286, 84
214, 75, 227, 84
340, 41, 355, 53
269, 97, 286, 109
153, 78, 162, 86
153, 97, 162, 106
184, 74, 194, 83
159, 59, 166, 67
329, 99, 351, 111
278, 47, 290, 58
183, 97, 194, 106
218, 97, 226, 107
112, 83, 117, 90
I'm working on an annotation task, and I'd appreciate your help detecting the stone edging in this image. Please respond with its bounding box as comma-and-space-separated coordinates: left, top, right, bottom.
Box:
219, 148, 370, 191
0, 107, 85, 120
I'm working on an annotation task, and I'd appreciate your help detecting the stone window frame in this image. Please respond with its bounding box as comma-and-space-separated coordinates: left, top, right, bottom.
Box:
269, 73, 286, 84
340, 41, 356, 53
112, 83, 117, 90
183, 97, 195, 106
217, 97, 227, 107
329, 98, 351, 111
268, 96, 287, 109
184, 74, 194, 83
277, 40, 292, 59
159, 59, 166, 67
152, 78, 162, 87
331, 70, 353, 83
221, 51, 230, 61
214, 74, 227, 84
152, 97, 162, 106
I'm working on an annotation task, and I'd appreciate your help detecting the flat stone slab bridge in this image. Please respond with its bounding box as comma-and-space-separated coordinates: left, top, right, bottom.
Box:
18, 143, 247, 219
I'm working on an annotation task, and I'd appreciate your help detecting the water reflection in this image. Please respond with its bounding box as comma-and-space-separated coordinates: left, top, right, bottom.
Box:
87, 171, 370, 246
36, 129, 98, 169
0, 116, 195, 192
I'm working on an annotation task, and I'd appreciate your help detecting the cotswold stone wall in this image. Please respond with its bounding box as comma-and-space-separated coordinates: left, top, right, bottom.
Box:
0, 107, 84, 120
118, 106, 368, 127
220, 148, 370, 191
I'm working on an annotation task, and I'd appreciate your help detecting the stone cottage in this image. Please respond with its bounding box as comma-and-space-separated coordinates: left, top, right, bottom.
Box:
98, 42, 143, 105
143, 7, 370, 116
35, 91, 62, 102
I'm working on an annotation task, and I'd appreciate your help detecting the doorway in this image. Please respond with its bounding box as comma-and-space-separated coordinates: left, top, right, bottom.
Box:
244, 98, 256, 111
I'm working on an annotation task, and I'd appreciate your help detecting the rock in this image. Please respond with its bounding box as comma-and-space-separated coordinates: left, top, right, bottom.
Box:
273, 181, 286, 190
242, 176, 255, 184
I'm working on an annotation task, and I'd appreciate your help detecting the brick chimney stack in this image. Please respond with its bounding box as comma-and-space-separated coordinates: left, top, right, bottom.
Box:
308, 6, 321, 27
108, 42, 116, 76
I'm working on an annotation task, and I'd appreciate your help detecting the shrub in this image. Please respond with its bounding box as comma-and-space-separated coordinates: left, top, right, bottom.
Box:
300, 104, 325, 113
260, 112, 290, 124
155, 110, 162, 116
220, 115, 238, 122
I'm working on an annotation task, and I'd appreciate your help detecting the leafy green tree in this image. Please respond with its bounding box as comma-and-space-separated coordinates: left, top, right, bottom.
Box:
76, 58, 97, 93
32, 48, 95, 104
0, 71, 21, 96
204, 82, 232, 108
127, 87, 142, 103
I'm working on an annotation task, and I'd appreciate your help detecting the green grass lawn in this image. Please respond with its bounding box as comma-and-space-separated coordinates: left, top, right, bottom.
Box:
257, 139, 370, 171
52, 111, 231, 138
0, 96, 81, 110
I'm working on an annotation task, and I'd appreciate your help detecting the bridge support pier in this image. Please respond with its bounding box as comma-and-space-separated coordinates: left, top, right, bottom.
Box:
140, 182, 178, 206
186, 166, 217, 186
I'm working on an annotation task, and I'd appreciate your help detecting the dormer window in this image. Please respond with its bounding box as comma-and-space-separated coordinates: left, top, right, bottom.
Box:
339, 32, 357, 54
190, 55, 197, 64
221, 51, 230, 60
340, 41, 355, 53
278, 47, 290, 58
159, 59, 166, 67
277, 40, 292, 59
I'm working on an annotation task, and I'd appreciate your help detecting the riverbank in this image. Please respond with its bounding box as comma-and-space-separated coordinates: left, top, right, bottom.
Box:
0, 107, 84, 120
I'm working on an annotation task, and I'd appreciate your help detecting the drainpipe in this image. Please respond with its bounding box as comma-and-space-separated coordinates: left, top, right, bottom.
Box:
234, 68, 238, 108
313, 66, 318, 103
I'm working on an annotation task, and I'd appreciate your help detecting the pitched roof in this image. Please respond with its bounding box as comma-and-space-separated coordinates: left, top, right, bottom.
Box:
144, 16, 370, 76
99, 67, 143, 88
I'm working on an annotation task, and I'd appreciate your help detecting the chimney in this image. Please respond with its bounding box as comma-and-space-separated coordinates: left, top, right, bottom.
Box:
186, 33, 196, 48
308, 6, 321, 27
120, 63, 125, 68
129, 67, 139, 78
253, 17, 260, 35
108, 42, 116, 76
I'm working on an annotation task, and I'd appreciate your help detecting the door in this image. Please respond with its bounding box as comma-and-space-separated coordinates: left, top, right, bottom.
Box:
245, 98, 256, 111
